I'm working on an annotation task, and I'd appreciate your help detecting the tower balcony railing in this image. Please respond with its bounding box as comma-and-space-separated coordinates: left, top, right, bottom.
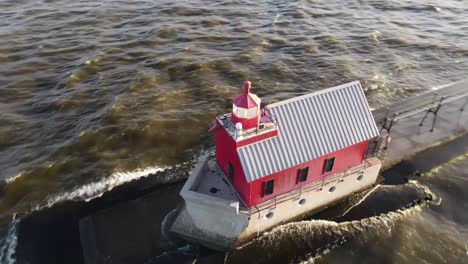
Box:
216, 106, 279, 140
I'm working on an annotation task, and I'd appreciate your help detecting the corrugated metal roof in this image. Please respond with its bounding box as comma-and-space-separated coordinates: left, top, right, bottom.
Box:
237, 81, 379, 182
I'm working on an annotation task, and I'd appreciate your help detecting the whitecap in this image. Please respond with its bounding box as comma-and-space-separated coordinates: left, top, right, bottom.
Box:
5, 173, 23, 184
0, 216, 19, 264
45, 165, 168, 206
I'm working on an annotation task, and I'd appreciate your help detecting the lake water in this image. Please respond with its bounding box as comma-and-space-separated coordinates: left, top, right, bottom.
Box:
0, 0, 467, 263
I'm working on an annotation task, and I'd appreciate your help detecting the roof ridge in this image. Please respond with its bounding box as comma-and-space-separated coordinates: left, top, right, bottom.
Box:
266, 80, 361, 109
237, 80, 379, 182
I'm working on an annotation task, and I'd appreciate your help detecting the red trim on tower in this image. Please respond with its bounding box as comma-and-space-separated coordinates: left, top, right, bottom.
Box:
230, 111, 260, 130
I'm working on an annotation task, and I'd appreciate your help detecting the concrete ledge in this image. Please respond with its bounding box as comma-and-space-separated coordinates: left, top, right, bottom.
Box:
180, 154, 240, 214
383, 96, 467, 169
172, 158, 382, 250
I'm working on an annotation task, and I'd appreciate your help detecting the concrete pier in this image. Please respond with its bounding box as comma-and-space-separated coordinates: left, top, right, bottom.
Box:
79, 80, 467, 264
171, 156, 381, 250
380, 95, 467, 168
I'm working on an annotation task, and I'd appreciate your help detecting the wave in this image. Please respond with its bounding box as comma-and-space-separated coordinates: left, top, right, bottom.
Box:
4, 173, 23, 184
40, 157, 197, 209
420, 153, 468, 178
45, 166, 167, 205
226, 183, 434, 264
0, 216, 19, 264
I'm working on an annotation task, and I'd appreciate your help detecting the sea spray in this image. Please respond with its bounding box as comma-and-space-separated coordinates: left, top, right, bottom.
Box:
0, 216, 18, 264
44, 158, 197, 207
337, 185, 380, 218
332, 182, 435, 222
226, 183, 434, 264
46, 166, 167, 204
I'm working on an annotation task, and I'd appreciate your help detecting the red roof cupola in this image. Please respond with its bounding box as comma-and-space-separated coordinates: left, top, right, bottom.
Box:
231, 81, 261, 130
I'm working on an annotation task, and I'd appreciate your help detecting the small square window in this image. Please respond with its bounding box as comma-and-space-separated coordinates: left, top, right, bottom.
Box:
264, 179, 274, 196
297, 167, 309, 183
324, 157, 335, 173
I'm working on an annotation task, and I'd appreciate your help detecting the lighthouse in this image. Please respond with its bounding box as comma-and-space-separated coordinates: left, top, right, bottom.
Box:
230, 81, 261, 130
214, 82, 279, 206
172, 80, 383, 250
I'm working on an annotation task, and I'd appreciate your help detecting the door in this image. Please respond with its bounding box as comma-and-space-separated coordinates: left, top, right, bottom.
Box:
228, 162, 234, 184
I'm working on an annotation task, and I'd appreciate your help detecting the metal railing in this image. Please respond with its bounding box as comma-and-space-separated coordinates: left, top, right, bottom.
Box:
217, 106, 279, 138
239, 159, 378, 216
372, 78, 468, 132
365, 136, 388, 162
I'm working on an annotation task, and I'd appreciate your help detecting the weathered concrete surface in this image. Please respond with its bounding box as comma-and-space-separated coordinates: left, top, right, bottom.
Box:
236, 158, 381, 245
171, 155, 250, 250
171, 157, 381, 251
383, 96, 467, 168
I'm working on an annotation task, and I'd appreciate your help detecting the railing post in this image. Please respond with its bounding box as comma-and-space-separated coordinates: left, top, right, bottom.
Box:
255, 205, 260, 219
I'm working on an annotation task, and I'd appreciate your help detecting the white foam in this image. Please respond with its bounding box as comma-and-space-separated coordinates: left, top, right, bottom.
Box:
431, 81, 456, 91
0, 216, 19, 264
229, 194, 431, 264
5, 173, 23, 184
339, 185, 380, 218
45, 165, 167, 206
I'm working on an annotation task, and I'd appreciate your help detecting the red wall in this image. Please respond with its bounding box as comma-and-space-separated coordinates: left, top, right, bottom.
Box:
215, 122, 251, 204
246, 140, 370, 207
215, 121, 370, 208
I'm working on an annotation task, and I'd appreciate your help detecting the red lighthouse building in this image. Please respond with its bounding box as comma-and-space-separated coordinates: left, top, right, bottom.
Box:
173, 80, 382, 250
214, 81, 379, 207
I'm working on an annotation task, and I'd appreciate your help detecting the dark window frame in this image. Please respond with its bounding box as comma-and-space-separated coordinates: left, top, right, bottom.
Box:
297, 167, 309, 183
324, 157, 335, 173
263, 179, 275, 196
228, 162, 234, 183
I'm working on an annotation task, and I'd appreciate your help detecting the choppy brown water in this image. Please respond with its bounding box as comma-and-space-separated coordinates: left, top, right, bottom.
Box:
308, 155, 468, 264
0, 0, 467, 263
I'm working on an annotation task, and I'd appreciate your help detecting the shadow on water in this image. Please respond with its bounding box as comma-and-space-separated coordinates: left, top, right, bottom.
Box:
12, 163, 194, 264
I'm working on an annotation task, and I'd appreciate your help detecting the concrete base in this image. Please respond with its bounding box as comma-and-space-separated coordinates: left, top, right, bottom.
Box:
171, 157, 381, 250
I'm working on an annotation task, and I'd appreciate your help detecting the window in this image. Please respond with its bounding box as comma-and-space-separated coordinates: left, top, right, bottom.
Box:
263, 179, 274, 196
324, 157, 335, 173
232, 104, 259, 119
298, 198, 306, 205
297, 167, 309, 183
228, 162, 234, 183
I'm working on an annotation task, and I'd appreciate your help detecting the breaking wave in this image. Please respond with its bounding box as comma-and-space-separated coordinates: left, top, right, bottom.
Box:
226, 183, 435, 264
45, 166, 167, 204
337, 185, 380, 218
4, 173, 23, 185
421, 153, 468, 178
0, 216, 19, 264
40, 157, 197, 209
